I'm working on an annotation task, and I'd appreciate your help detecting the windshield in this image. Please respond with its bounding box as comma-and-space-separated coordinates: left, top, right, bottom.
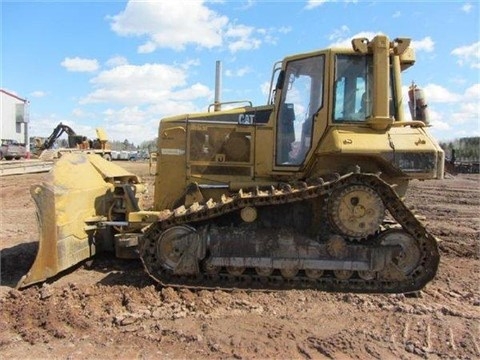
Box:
276, 55, 325, 166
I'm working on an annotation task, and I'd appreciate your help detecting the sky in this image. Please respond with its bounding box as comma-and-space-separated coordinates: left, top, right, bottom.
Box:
2, 0, 479, 145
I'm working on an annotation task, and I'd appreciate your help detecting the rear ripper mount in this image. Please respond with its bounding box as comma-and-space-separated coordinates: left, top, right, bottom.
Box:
140, 172, 439, 293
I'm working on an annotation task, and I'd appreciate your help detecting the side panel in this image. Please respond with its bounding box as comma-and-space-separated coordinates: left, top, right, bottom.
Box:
154, 124, 187, 210
186, 122, 255, 184
312, 126, 443, 181
254, 123, 274, 178
155, 107, 273, 208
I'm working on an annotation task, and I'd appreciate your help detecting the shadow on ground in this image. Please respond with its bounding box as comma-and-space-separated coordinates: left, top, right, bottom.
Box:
1, 243, 155, 290
0, 242, 37, 287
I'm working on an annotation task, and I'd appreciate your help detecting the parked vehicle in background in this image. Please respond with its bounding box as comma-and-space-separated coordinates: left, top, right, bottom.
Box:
110, 150, 149, 161
0, 139, 27, 160
129, 150, 149, 161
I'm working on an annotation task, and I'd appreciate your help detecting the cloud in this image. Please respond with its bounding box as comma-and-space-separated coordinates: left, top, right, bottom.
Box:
328, 31, 380, 48
237, 0, 256, 10
451, 41, 480, 68
261, 81, 271, 98
422, 84, 461, 103
77, 62, 212, 141
109, 1, 286, 53
30, 91, 47, 98
449, 76, 467, 86
420, 84, 479, 112
461, 3, 472, 13
100, 100, 207, 143
67, 56, 217, 143
403, 84, 479, 137
464, 83, 480, 99
80, 63, 210, 106
173, 83, 211, 101
451, 104, 479, 124
392, 11, 401, 18
72, 108, 92, 118
304, 0, 328, 10
109, 1, 228, 52
411, 37, 434, 52
178, 58, 201, 70
451, 84, 480, 124
278, 26, 292, 35
258, 26, 292, 46
328, 25, 350, 41
93, 64, 184, 89
61, 57, 99, 72
92, 63, 185, 89
427, 109, 451, 131
105, 56, 129, 68
225, 66, 252, 77
102, 106, 151, 140
225, 24, 261, 52
137, 41, 158, 54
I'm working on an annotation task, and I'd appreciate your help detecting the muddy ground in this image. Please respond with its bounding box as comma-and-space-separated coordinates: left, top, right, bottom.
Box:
0, 161, 478, 359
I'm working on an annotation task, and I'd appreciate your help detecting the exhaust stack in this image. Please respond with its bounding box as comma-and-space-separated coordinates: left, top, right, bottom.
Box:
214, 60, 222, 112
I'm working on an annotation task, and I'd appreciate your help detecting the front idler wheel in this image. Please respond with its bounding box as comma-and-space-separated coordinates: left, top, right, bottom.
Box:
379, 229, 421, 277
156, 225, 198, 274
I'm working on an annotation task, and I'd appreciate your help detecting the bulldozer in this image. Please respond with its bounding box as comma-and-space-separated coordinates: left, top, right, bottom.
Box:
18, 35, 444, 293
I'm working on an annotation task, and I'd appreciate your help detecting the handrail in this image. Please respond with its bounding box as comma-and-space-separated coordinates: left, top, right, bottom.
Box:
208, 100, 253, 112
391, 120, 426, 128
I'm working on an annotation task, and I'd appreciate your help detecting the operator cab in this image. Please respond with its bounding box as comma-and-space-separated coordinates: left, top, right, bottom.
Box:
273, 48, 399, 168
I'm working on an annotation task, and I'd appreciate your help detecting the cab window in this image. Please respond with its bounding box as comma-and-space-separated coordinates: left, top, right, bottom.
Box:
334, 55, 373, 122
333, 54, 397, 122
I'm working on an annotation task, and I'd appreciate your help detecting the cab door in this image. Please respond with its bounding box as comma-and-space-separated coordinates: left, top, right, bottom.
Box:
273, 53, 327, 171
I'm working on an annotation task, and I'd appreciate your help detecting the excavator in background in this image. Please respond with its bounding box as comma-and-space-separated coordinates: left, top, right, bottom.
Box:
32, 122, 112, 161
19, 35, 444, 294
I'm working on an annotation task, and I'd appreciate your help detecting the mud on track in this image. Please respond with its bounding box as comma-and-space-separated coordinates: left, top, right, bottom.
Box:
1, 162, 478, 359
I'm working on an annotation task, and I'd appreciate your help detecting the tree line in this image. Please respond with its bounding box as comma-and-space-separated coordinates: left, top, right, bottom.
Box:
439, 137, 479, 162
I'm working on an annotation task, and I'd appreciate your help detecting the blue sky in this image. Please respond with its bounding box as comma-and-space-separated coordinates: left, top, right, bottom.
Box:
2, 1, 479, 145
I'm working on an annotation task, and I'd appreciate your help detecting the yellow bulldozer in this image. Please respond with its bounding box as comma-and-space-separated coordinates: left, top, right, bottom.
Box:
18, 35, 444, 293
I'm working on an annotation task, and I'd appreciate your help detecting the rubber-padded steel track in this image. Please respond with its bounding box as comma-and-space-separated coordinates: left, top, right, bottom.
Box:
139, 172, 439, 293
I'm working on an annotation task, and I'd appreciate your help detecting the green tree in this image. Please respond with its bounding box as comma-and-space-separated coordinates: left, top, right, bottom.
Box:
439, 137, 479, 162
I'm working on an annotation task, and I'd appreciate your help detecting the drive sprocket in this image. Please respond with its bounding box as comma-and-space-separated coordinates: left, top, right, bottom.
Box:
328, 184, 385, 239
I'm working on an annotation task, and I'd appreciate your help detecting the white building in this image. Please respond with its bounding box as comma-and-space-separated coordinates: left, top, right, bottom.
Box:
1, 89, 29, 145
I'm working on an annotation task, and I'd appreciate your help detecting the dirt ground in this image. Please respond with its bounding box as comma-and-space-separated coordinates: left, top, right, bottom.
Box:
0, 160, 478, 360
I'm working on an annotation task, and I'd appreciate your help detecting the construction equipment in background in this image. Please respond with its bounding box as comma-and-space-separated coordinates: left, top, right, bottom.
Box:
32, 122, 112, 161
19, 35, 445, 294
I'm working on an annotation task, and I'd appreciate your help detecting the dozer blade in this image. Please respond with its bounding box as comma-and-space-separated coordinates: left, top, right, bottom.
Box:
17, 153, 140, 289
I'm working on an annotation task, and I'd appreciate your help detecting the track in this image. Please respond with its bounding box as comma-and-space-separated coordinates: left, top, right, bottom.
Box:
140, 172, 440, 293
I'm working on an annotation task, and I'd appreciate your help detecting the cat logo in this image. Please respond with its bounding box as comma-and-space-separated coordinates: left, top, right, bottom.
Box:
238, 113, 255, 125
